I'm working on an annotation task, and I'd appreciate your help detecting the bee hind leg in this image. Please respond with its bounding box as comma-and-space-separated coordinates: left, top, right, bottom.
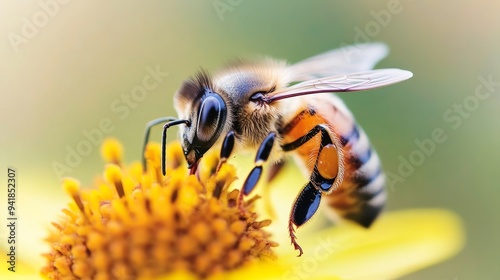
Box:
283, 124, 344, 256
289, 182, 322, 257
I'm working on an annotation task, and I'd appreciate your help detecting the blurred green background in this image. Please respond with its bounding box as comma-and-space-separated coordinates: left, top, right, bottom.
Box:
1, 0, 499, 278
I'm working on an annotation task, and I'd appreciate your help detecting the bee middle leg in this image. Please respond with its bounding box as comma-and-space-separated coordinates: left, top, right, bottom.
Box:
215, 131, 277, 211
238, 132, 276, 209
282, 124, 344, 256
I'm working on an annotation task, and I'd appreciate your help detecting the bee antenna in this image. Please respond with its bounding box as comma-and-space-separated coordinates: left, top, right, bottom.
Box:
143, 117, 177, 173
161, 119, 190, 176
142, 117, 188, 174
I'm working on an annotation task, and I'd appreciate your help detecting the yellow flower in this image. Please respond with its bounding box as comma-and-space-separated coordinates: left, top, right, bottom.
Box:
42, 139, 276, 279
1, 138, 464, 280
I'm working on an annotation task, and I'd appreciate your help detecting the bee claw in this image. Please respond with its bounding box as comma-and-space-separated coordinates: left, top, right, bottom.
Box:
294, 244, 304, 257
288, 220, 304, 257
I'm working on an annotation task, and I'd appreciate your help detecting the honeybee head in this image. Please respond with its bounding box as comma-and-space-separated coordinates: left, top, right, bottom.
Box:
174, 71, 229, 169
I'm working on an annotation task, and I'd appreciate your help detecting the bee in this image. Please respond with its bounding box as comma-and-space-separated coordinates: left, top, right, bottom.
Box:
142, 43, 412, 256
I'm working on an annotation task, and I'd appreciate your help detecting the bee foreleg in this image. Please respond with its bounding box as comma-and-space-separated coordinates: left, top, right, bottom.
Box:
238, 132, 276, 208
216, 131, 236, 172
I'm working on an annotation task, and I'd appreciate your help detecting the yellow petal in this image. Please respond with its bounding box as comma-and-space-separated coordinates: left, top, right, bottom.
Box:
225, 209, 464, 280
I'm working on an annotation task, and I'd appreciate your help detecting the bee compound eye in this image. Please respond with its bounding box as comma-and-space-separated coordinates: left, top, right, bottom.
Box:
196, 95, 224, 142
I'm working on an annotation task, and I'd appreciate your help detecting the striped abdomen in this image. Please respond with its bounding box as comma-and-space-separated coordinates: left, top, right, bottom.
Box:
327, 123, 386, 227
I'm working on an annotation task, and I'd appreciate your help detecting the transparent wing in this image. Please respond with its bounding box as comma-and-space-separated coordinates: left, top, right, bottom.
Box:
267, 69, 413, 103
288, 43, 389, 82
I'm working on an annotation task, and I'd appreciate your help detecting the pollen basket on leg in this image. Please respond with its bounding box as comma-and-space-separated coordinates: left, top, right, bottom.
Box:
42, 139, 277, 280
317, 144, 339, 180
